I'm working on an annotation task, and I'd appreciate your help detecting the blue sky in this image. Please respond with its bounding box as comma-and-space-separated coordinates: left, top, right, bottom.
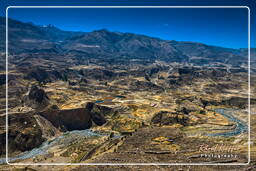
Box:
0, 0, 255, 49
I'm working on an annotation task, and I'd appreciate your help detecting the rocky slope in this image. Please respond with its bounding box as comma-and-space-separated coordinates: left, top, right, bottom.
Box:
0, 17, 254, 167
38, 102, 111, 131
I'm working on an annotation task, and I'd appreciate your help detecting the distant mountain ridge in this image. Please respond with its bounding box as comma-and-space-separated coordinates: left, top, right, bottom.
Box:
0, 17, 254, 67
38, 24, 85, 42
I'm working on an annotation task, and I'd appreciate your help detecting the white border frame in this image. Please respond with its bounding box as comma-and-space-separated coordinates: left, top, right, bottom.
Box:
5, 6, 251, 166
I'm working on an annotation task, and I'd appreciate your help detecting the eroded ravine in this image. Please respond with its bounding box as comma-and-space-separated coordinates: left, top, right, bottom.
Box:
0, 107, 248, 164
0, 129, 105, 164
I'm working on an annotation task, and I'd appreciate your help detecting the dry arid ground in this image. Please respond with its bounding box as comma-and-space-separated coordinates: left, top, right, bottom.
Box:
0, 17, 256, 171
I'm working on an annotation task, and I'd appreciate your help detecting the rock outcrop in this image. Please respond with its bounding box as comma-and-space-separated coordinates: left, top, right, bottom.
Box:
151, 111, 188, 126
0, 112, 45, 155
38, 102, 111, 131
38, 108, 92, 131
220, 97, 256, 109
28, 85, 49, 103
200, 97, 256, 109
34, 114, 61, 139
0, 102, 112, 156
25, 68, 68, 84
86, 102, 109, 126
23, 85, 50, 110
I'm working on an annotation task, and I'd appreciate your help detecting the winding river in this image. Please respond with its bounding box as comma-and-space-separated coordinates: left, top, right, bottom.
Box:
0, 129, 104, 164
0, 108, 248, 164
207, 108, 248, 137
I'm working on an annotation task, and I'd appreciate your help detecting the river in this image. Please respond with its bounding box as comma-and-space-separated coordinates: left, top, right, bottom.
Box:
0, 129, 104, 164
207, 108, 248, 137
0, 108, 247, 164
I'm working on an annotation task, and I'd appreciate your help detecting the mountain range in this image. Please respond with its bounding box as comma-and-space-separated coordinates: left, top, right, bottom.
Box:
0, 17, 254, 166
0, 16, 255, 67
